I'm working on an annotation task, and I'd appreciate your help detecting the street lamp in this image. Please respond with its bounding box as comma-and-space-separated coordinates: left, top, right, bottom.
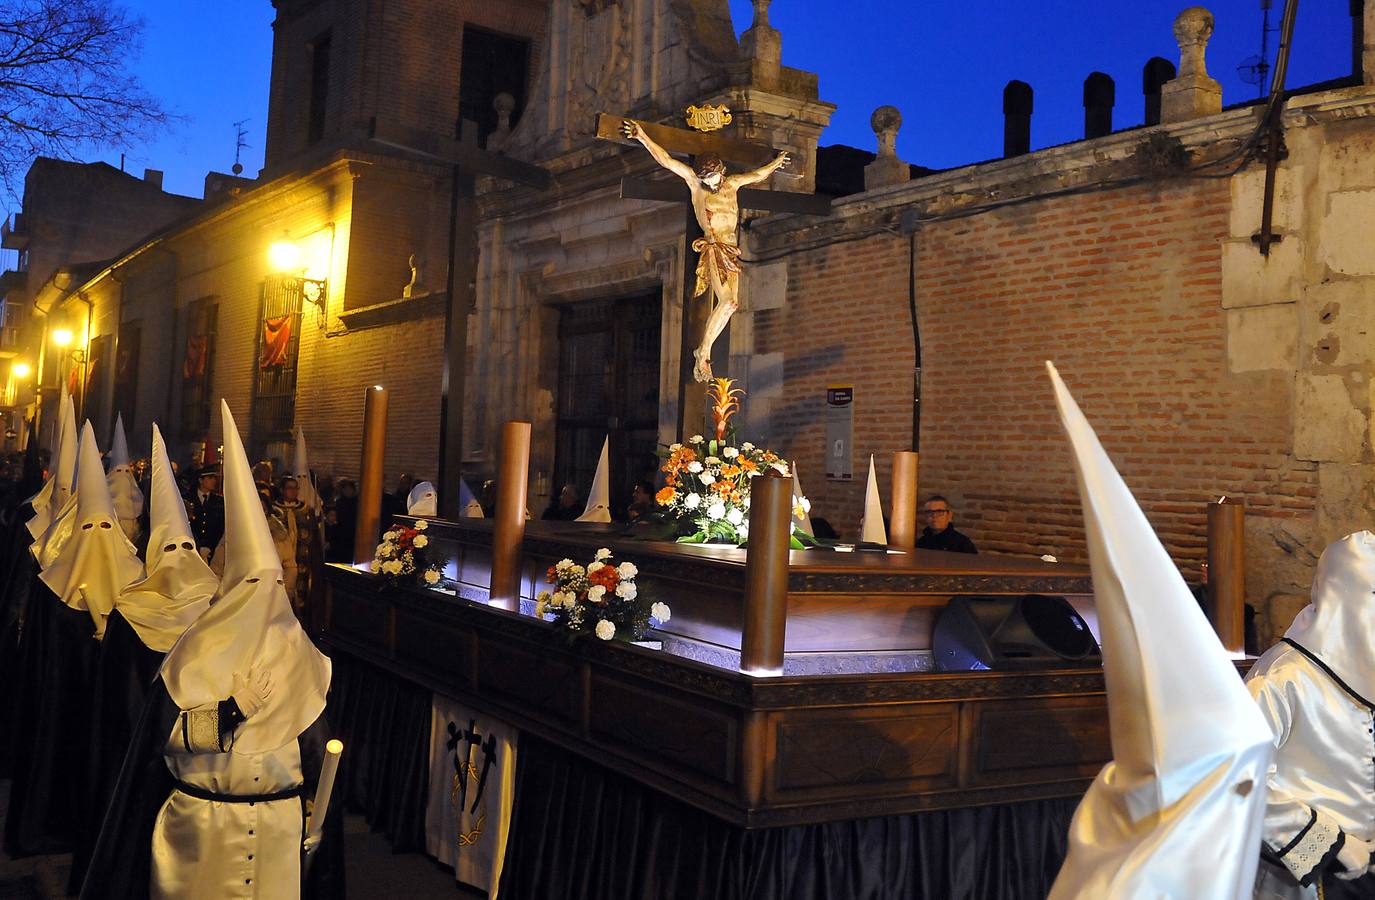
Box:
268, 239, 302, 273
12, 362, 31, 379
51, 327, 73, 347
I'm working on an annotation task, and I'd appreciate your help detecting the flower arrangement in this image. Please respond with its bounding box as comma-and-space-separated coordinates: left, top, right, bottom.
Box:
371, 519, 444, 587
653, 378, 810, 546
536, 548, 669, 641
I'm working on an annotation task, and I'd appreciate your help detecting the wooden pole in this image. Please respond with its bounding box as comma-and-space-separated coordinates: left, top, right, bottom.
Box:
741, 472, 792, 674
490, 420, 531, 610
890, 451, 919, 549
1207, 497, 1246, 653
353, 385, 389, 566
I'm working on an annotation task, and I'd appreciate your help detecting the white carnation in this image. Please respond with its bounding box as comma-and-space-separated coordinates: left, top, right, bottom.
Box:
414, 519, 429, 530
741, 442, 755, 452
383, 559, 403, 575
595, 547, 612, 560
706, 501, 726, 521
615, 581, 637, 600
725, 507, 744, 526
683, 493, 701, 510
616, 561, 638, 579
588, 560, 606, 574
413, 534, 429, 548
553, 591, 572, 608
699, 473, 716, 486
537, 590, 552, 603
594, 619, 616, 641
669, 443, 683, 451
556, 558, 574, 571
687, 461, 703, 474
771, 462, 789, 475
689, 434, 703, 443
650, 602, 671, 623
423, 569, 441, 585
587, 585, 606, 601
370, 557, 382, 570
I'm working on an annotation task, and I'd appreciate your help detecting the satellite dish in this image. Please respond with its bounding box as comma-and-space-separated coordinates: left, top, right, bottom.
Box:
1237, 55, 1269, 86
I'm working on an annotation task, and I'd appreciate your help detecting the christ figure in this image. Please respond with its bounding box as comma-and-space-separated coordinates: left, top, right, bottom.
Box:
622, 120, 790, 382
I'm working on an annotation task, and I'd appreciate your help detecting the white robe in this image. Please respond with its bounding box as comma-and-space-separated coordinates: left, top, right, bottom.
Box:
1247, 641, 1375, 894
152, 720, 304, 900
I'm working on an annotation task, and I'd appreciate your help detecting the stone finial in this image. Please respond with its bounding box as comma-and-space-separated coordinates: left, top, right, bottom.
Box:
1161, 7, 1222, 123
1003, 81, 1033, 157
489, 92, 516, 150
1173, 7, 1214, 77
740, 0, 782, 88
864, 105, 910, 191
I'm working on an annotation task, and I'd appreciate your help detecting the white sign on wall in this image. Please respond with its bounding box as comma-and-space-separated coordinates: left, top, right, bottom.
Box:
825, 385, 853, 480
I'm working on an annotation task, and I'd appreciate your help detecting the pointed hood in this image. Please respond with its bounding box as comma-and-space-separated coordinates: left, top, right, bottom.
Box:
576, 436, 612, 523
1045, 362, 1272, 900
27, 386, 77, 538
115, 424, 216, 652
106, 412, 144, 525
859, 455, 887, 545
458, 478, 484, 518
16, 416, 43, 505
1283, 532, 1375, 701
31, 411, 88, 569
406, 481, 438, 517
160, 401, 330, 752
291, 425, 321, 513
39, 420, 143, 636
791, 462, 813, 537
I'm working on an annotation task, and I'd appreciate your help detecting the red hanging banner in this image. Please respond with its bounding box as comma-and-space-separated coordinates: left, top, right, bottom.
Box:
184, 335, 208, 380
260, 315, 292, 369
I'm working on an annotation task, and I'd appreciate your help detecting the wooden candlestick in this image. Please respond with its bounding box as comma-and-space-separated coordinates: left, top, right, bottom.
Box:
890, 451, 919, 549
352, 385, 389, 566
741, 472, 792, 675
490, 421, 531, 610
1207, 497, 1246, 653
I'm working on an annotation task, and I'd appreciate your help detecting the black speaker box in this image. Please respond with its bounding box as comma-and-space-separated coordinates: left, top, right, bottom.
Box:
932, 595, 1100, 672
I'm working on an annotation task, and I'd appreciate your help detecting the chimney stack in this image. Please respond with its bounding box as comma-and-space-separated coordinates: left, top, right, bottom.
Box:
143, 168, 164, 190
1003, 81, 1033, 158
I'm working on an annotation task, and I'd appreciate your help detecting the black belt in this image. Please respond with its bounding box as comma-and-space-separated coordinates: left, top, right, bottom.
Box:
173, 780, 304, 804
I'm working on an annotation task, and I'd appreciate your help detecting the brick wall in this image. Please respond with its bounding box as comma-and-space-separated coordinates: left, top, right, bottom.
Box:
769, 178, 1314, 572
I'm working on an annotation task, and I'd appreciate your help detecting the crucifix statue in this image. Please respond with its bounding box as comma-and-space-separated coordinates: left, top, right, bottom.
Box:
621, 119, 790, 382
595, 111, 832, 436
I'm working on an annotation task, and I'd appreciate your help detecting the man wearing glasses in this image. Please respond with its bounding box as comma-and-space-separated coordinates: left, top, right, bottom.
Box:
915, 495, 978, 554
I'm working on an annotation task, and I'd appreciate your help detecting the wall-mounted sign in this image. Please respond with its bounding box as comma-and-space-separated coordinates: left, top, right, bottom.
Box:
825, 385, 853, 480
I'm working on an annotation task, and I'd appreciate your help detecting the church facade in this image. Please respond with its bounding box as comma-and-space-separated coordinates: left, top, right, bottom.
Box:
27, 0, 1375, 644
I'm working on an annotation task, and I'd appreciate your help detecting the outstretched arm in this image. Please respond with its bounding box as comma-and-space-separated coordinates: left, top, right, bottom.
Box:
622, 120, 696, 183
729, 151, 791, 188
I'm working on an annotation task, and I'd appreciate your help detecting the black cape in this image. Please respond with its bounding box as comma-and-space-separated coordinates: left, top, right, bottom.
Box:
81, 679, 345, 900
0, 517, 35, 777
68, 609, 164, 893
3, 571, 99, 857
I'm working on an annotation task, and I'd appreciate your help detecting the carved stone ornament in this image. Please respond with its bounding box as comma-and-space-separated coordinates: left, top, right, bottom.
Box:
569, 0, 631, 137
685, 104, 733, 133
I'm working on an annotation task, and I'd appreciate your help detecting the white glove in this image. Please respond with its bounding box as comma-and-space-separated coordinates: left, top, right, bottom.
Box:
1335, 835, 1374, 880
302, 832, 321, 856
231, 668, 273, 718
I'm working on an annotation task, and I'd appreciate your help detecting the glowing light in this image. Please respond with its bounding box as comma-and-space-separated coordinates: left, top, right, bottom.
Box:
51, 328, 72, 347
11, 362, 30, 379
268, 240, 302, 272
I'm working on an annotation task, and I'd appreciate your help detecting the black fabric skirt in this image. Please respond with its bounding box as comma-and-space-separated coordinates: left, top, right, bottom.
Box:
498, 732, 1078, 900
326, 653, 431, 851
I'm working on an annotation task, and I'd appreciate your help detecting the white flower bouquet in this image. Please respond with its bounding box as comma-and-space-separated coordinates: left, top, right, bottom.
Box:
370, 519, 445, 589
536, 548, 669, 642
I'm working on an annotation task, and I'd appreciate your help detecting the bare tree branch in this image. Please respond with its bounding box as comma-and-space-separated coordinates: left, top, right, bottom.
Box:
0, 0, 171, 198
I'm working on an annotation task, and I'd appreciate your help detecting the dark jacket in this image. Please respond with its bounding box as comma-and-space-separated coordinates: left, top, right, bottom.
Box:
188, 491, 225, 553
915, 525, 978, 554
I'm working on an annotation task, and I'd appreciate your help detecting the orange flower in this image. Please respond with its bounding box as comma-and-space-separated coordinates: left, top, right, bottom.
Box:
719, 464, 739, 478
589, 566, 620, 590
739, 458, 757, 473
656, 486, 677, 505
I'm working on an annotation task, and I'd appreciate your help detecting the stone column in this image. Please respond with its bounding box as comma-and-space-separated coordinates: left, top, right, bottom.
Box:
1161, 7, 1222, 123
864, 106, 911, 191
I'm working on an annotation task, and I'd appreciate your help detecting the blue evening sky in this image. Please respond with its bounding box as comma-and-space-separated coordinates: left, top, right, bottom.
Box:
6, 1, 1358, 208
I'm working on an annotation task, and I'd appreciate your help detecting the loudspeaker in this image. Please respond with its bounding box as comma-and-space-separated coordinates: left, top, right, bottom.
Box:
932, 595, 1100, 672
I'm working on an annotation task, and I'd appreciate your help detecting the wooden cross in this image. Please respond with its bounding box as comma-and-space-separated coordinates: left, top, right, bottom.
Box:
594, 113, 833, 437
368, 117, 552, 521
